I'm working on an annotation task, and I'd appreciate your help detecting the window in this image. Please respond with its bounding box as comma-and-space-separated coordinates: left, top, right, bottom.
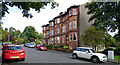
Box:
55, 28, 56, 34
70, 9, 72, 16
76, 48, 82, 51
73, 33, 77, 41
73, 21, 76, 28
55, 37, 56, 43
52, 30, 54, 35
44, 33, 46, 37
63, 36, 64, 43
52, 22, 54, 26
70, 33, 72, 41
64, 26, 66, 32
57, 28, 59, 33
57, 37, 60, 43
69, 21, 72, 29
7, 46, 22, 50
52, 38, 54, 44
62, 26, 64, 32
73, 8, 76, 15
44, 27, 46, 30
57, 18, 60, 23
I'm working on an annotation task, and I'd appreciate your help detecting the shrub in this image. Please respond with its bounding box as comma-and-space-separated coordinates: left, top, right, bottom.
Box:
102, 48, 113, 55
63, 46, 69, 49
58, 45, 63, 48
114, 47, 120, 55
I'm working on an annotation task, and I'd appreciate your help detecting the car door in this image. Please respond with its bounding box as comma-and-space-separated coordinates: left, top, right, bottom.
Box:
75, 48, 82, 57
81, 49, 92, 59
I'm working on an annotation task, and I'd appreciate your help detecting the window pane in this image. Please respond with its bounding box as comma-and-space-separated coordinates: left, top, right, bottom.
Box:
63, 36, 64, 43
70, 9, 72, 16
73, 21, 76, 28
73, 33, 76, 40
70, 22, 72, 29
73, 9, 76, 15
57, 28, 59, 33
70, 34, 72, 41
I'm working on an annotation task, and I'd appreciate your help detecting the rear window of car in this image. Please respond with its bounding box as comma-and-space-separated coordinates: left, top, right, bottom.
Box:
7, 46, 22, 50
37, 45, 44, 47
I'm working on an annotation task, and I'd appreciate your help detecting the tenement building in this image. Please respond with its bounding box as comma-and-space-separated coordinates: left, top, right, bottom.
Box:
42, 5, 93, 49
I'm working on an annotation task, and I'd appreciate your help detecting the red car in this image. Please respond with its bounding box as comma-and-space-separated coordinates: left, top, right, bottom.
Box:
35, 44, 47, 51
2, 45, 25, 61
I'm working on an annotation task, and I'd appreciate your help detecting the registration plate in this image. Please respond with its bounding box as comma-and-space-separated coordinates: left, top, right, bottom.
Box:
11, 56, 19, 58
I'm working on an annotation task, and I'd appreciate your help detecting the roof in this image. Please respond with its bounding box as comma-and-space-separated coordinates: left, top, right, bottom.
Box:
49, 20, 54, 23
67, 5, 79, 12
77, 47, 93, 49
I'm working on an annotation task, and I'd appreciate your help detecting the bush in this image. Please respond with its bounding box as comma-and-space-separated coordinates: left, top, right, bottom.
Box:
63, 46, 69, 49
102, 48, 113, 55
114, 47, 120, 55
58, 45, 63, 48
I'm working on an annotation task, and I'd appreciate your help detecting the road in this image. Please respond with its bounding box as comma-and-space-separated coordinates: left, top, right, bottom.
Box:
1, 46, 112, 65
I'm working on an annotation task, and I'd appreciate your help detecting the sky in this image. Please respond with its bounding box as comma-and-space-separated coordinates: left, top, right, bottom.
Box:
1, 0, 118, 36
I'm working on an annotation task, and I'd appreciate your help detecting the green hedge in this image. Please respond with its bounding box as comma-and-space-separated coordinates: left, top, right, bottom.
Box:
102, 48, 113, 55
114, 47, 120, 55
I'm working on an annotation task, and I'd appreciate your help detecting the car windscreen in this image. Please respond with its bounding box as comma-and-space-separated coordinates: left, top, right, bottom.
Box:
7, 46, 22, 50
37, 45, 44, 47
90, 49, 96, 53
30, 44, 34, 45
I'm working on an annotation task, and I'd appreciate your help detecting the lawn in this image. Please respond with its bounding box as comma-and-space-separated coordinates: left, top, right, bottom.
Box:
107, 55, 120, 60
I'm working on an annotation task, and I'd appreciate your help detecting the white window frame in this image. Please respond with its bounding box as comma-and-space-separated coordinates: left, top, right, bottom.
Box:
57, 37, 60, 43
73, 21, 76, 28
57, 18, 60, 23
73, 8, 76, 15
44, 33, 46, 38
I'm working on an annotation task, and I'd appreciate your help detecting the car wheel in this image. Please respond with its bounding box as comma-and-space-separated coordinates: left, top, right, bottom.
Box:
91, 57, 99, 63
72, 54, 78, 59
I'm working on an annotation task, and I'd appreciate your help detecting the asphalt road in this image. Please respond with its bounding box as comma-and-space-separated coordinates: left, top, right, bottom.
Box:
1, 45, 113, 65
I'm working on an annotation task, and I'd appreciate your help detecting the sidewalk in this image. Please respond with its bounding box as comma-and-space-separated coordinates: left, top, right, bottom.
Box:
107, 59, 120, 64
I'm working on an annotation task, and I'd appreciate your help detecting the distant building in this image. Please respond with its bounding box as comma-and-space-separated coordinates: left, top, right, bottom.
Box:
42, 5, 93, 49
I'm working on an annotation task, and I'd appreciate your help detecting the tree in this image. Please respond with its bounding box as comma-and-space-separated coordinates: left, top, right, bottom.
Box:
23, 26, 38, 42
38, 33, 43, 42
85, 2, 120, 39
17, 38, 24, 44
1, 1, 59, 18
80, 26, 106, 51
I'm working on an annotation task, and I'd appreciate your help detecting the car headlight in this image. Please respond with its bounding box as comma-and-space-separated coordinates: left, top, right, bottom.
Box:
103, 56, 106, 58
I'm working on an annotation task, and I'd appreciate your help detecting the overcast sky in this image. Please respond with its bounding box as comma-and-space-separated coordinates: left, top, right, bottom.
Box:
1, 0, 118, 36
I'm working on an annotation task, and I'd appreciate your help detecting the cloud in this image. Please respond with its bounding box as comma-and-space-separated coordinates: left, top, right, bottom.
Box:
1, 0, 90, 33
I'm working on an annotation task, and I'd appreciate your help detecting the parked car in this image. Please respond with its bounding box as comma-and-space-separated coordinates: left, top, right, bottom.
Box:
28, 43, 35, 48
35, 44, 47, 51
2, 45, 25, 62
24, 43, 29, 47
72, 47, 107, 63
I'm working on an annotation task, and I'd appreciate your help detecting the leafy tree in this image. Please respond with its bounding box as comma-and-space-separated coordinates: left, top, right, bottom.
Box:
23, 26, 38, 42
17, 38, 24, 44
1, 1, 59, 18
80, 26, 106, 51
85, 2, 120, 39
38, 33, 43, 42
